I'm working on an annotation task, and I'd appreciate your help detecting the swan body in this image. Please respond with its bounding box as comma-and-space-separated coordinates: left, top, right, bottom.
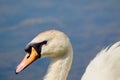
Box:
81, 41, 120, 80
15, 30, 120, 80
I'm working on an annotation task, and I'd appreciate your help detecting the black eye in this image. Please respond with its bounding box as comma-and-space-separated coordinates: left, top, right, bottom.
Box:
33, 40, 47, 53
41, 40, 47, 45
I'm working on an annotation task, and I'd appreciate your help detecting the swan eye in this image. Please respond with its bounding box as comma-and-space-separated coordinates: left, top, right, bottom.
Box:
24, 40, 47, 58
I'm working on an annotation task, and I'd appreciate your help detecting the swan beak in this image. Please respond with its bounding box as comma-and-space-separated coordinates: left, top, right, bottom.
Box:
15, 47, 39, 74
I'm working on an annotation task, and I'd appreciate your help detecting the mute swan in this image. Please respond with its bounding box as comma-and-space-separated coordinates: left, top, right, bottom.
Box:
16, 30, 73, 80
15, 30, 120, 80
81, 41, 120, 80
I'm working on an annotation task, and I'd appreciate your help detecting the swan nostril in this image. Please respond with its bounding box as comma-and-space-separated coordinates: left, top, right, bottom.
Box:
27, 55, 30, 59
27, 53, 31, 59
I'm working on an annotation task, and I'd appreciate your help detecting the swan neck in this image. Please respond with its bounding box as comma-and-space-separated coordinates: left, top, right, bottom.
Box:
44, 47, 73, 80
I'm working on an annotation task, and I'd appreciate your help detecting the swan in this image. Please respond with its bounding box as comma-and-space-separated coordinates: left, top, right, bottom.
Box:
16, 30, 73, 80
15, 30, 120, 80
81, 41, 120, 80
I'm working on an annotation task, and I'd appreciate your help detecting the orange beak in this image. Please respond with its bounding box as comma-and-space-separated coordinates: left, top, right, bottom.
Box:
15, 47, 39, 74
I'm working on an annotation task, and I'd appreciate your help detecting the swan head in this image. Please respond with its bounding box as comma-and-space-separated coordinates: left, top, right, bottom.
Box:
15, 30, 71, 74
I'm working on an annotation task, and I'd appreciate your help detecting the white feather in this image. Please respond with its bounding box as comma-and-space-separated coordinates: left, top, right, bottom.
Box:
81, 41, 120, 80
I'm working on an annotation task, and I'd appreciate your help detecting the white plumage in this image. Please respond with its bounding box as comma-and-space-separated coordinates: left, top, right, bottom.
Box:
81, 41, 120, 80
16, 30, 120, 80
